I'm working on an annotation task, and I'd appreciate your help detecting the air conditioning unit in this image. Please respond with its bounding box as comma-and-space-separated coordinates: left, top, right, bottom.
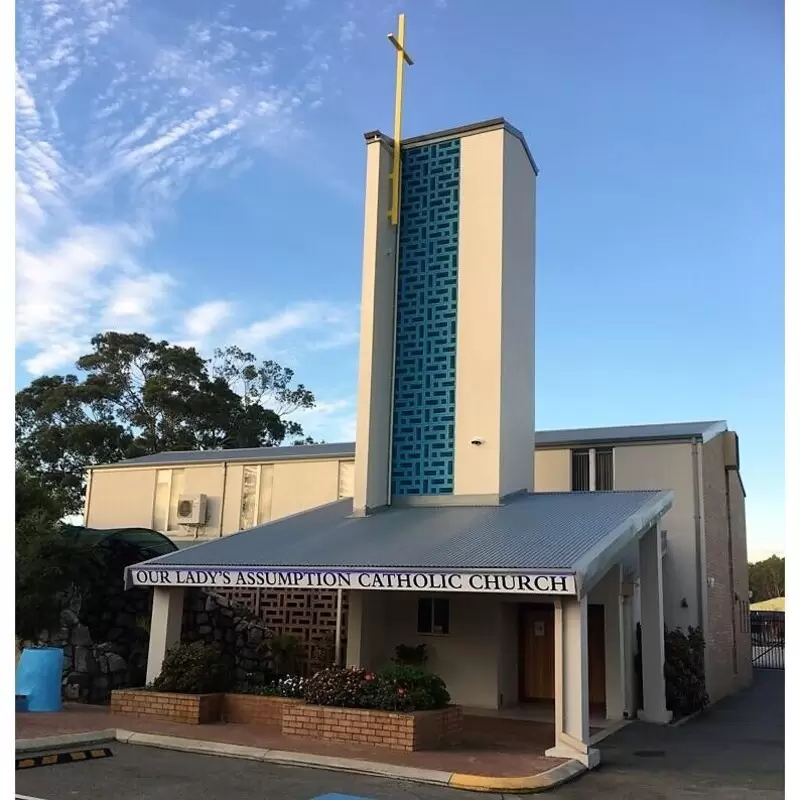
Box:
176, 494, 207, 526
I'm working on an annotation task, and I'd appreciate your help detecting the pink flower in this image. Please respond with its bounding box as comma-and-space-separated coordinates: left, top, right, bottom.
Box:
365, 672, 375, 681
398, 688, 406, 696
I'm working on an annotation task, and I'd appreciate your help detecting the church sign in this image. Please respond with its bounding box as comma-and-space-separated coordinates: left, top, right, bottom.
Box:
128, 567, 576, 595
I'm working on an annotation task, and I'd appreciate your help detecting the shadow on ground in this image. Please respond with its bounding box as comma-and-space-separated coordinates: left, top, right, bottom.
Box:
552, 669, 785, 799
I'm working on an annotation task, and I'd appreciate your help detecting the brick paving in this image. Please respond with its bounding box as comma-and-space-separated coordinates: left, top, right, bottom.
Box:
16, 703, 567, 777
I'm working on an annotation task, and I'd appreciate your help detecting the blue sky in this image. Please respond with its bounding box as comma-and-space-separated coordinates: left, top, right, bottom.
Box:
15, 0, 784, 558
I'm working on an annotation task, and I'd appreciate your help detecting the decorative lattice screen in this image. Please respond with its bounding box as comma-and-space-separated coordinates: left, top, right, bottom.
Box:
217, 588, 348, 674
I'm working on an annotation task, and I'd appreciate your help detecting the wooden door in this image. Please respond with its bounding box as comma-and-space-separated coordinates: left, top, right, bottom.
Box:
519, 603, 607, 706
588, 604, 606, 706
519, 604, 555, 701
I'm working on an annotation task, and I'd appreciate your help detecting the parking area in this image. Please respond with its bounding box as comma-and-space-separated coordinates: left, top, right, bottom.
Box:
17, 671, 784, 800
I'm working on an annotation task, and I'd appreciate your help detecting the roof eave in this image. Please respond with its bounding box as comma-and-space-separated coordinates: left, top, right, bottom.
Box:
571, 490, 675, 598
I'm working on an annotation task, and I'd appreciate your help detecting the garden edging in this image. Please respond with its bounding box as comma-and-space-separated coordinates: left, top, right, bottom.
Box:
111, 689, 463, 751
281, 703, 463, 751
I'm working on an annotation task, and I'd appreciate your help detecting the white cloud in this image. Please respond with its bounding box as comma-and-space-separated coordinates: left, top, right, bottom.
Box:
184, 300, 234, 337
235, 301, 359, 352
291, 397, 357, 442
15, 0, 375, 377
104, 272, 174, 324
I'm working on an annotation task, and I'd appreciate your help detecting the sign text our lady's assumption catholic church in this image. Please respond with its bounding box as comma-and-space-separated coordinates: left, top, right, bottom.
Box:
129, 568, 576, 595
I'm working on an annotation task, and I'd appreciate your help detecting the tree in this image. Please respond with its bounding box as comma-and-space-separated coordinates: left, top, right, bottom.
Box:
15, 332, 317, 514
15, 468, 66, 523
15, 514, 101, 642
748, 555, 785, 603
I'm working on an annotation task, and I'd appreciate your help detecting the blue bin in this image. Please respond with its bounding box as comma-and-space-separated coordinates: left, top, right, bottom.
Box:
15, 647, 64, 712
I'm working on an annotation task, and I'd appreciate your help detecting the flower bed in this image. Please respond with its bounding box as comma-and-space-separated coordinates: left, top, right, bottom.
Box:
281, 703, 463, 751
222, 694, 304, 725
110, 689, 222, 725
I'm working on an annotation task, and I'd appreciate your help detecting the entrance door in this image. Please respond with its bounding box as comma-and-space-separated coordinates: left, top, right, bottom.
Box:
519, 604, 555, 700
587, 604, 606, 705
519, 604, 606, 705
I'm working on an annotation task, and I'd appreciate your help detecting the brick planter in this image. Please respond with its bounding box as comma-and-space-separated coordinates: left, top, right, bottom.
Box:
281, 704, 463, 751
110, 689, 222, 725
222, 694, 304, 725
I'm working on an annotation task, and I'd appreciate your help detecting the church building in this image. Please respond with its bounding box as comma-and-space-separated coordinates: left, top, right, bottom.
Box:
109, 118, 751, 769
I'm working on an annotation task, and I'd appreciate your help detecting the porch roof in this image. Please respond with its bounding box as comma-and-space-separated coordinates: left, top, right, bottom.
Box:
129, 490, 673, 595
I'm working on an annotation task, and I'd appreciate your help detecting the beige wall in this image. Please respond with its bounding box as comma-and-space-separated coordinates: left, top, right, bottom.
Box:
454, 127, 535, 499
534, 448, 570, 492
354, 137, 396, 514
86, 468, 156, 529
86, 457, 354, 542
499, 131, 536, 498
614, 442, 700, 632
347, 591, 514, 709
270, 460, 340, 520
454, 129, 504, 497
702, 433, 752, 702
534, 442, 701, 631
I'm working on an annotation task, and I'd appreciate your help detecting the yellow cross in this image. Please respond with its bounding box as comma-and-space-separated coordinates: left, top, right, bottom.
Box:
387, 13, 414, 226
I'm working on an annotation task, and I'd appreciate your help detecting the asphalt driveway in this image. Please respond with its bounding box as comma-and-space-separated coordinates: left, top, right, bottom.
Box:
16, 670, 784, 800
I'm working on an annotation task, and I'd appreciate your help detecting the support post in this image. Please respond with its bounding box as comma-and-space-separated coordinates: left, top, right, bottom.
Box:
621, 593, 636, 718
145, 587, 185, 684
603, 565, 626, 720
546, 596, 600, 768
638, 525, 672, 724
334, 589, 344, 666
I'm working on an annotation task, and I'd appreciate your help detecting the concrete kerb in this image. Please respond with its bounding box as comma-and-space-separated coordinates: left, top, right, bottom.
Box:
16, 728, 587, 794
15, 729, 119, 754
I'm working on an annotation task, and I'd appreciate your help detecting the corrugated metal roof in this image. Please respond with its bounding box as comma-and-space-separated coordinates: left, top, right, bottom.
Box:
134, 490, 672, 573
106, 442, 356, 468
100, 420, 726, 470
536, 420, 727, 447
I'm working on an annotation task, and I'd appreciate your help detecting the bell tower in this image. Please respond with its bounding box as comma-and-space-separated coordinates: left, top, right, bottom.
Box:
353, 18, 538, 514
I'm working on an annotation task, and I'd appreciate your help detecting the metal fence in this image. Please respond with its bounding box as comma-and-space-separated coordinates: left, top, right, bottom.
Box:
750, 610, 784, 670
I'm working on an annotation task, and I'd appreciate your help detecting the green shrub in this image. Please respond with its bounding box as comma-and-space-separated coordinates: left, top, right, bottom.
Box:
151, 641, 230, 694
393, 643, 428, 667
369, 664, 450, 711
304, 666, 372, 708
302, 664, 450, 712
664, 625, 708, 717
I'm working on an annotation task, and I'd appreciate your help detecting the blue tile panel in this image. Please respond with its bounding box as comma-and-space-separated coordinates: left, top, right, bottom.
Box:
391, 138, 460, 496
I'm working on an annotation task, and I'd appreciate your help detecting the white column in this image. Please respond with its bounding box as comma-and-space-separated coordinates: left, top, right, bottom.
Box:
145, 587, 185, 684
621, 593, 637, 718
603, 567, 626, 721
638, 525, 672, 724
546, 596, 600, 769
345, 590, 366, 667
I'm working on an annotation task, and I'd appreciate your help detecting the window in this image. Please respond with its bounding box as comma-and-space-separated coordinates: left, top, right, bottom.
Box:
571, 449, 590, 491
595, 448, 614, 491
166, 469, 185, 531
417, 598, 450, 635
338, 461, 355, 499
257, 465, 274, 525
240, 466, 259, 530
570, 448, 614, 491
153, 469, 186, 531
153, 470, 170, 531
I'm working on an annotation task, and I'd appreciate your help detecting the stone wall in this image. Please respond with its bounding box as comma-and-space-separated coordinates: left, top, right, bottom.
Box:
23, 586, 152, 705
26, 588, 275, 704
181, 589, 273, 687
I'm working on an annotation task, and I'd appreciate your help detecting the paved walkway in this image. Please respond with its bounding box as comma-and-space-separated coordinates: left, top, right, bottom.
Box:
16, 702, 566, 778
